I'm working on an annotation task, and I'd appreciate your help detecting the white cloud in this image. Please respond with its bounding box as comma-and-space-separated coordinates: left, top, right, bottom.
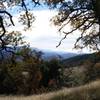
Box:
9, 9, 90, 53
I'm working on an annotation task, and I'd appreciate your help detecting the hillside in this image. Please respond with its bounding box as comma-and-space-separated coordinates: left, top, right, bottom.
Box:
50, 80, 100, 100
0, 80, 100, 100
62, 52, 100, 67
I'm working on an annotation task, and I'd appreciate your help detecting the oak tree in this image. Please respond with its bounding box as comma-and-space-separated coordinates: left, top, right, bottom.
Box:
49, 0, 100, 50
0, 0, 100, 51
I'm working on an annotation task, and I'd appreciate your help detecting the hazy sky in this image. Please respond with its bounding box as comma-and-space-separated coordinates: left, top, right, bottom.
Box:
8, 3, 91, 53
23, 10, 80, 52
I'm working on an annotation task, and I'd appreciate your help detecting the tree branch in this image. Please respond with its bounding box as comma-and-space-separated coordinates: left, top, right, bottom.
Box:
0, 10, 15, 26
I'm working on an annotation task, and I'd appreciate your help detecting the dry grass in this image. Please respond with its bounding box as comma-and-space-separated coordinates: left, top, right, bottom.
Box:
0, 80, 100, 100
49, 79, 100, 100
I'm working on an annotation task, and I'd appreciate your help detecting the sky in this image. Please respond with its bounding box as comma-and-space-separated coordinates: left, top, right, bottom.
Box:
24, 10, 91, 53
7, 2, 91, 53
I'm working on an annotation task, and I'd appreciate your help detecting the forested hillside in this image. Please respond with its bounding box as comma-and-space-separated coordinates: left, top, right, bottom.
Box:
62, 52, 100, 67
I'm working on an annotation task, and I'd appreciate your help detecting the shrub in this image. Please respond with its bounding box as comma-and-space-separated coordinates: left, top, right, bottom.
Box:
63, 66, 86, 87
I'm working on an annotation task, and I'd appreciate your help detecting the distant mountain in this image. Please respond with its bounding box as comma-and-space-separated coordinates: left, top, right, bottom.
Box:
0, 47, 77, 60
41, 50, 77, 60
30, 48, 78, 60
62, 52, 100, 67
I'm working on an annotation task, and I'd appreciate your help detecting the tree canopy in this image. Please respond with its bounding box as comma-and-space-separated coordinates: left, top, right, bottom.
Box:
50, 0, 100, 51
0, 0, 35, 52
0, 0, 100, 51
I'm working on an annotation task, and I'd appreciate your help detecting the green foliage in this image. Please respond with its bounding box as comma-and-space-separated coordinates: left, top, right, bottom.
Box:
0, 44, 100, 95
40, 58, 63, 88
0, 64, 17, 94
0, 45, 64, 95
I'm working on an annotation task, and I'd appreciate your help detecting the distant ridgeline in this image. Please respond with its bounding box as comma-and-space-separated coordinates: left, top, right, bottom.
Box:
0, 47, 77, 61
62, 52, 100, 67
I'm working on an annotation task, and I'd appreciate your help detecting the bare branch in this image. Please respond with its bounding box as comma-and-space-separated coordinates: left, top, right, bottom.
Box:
21, 0, 31, 27
56, 17, 88, 47
0, 10, 15, 26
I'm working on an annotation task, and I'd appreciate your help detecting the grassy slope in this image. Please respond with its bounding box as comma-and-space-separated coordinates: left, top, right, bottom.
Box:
50, 80, 100, 100
0, 80, 100, 100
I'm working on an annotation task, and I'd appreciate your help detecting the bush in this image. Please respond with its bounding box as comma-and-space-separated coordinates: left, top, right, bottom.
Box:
0, 46, 71, 95
62, 66, 86, 87
40, 58, 63, 88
